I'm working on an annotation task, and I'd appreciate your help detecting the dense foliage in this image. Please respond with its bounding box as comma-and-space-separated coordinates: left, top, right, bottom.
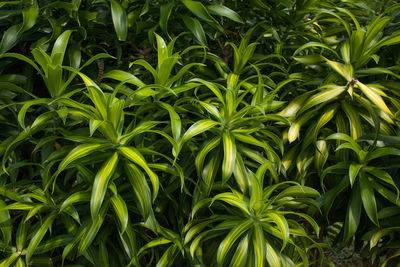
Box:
1, 0, 400, 266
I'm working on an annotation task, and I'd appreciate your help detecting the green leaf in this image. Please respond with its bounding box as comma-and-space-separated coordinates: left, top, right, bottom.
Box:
110, 193, 129, 233
119, 147, 159, 201
91, 152, 119, 218
0, 252, 19, 267
325, 133, 362, 153
0, 25, 22, 54
102, 70, 145, 88
293, 41, 339, 57
349, 163, 363, 187
343, 186, 362, 244
179, 119, 219, 153
356, 81, 392, 115
26, 213, 57, 264
364, 167, 398, 195
266, 212, 289, 250
222, 131, 236, 184
60, 191, 91, 212
17, 98, 49, 131
160, 3, 174, 35
35, 235, 74, 254
156, 244, 179, 267
0, 199, 11, 245
21, 1, 39, 31
182, 16, 207, 46
0, 53, 41, 74
359, 175, 379, 226
325, 59, 353, 81
120, 121, 160, 145
287, 111, 313, 143
212, 193, 250, 216
229, 234, 249, 267
207, 4, 243, 23
125, 163, 152, 220
51, 30, 74, 65
299, 85, 346, 114
110, 0, 128, 41
56, 143, 109, 176
342, 102, 362, 139
217, 219, 252, 266
158, 102, 181, 141
182, 0, 217, 23
138, 237, 172, 256
78, 204, 108, 255
266, 243, 281, 267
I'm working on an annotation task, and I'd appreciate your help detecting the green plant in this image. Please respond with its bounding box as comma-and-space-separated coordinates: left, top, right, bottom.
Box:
1, 0, 400, 266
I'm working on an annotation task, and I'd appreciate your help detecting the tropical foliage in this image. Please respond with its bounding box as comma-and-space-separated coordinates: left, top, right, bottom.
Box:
0, 0, 400, 266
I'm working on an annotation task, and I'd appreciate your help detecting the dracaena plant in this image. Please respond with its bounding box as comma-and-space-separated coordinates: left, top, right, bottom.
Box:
280, 10, 400, 182
0, 30, 111, 173
171, 33, 291, 201
0, 74, 183, 265
1, 30, 112, 99
319, 133, 400, 245
0, 0, 39, 54
185, 168, 322, 267
102, 33, 204, 101
2, 1, 400, 266
106, 0, 244, 46
363, 207, 400, 266
172, 73, 288, 200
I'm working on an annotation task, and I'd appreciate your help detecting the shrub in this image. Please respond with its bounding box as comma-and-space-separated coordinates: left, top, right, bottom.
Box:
0, 0, 400, 266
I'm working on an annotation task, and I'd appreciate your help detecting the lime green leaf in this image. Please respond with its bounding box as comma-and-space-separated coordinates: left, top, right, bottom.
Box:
110, 193, 129, 233
325, 59, 353, 81
78, 204, 108, 255
356, 81, 392, 115
229, 234, 249, 267
51, 30, 74, 65
222, 131, 236, 184
119, 146, 159, 201
102, 70, 145, 88
266, 243, 281, 267
138, 238, 172, 256
299, 85, 346, 114
0, 252, 19, 266
212, 193, 250, 216
125, 163, 152, 220
60, 191, 91, 212
91, 152, 119, 218
158, 102, 181, 141
181, 119, 220, 145
26, 213, 57, 264
56, 143, 109, 176
217, 219, 252, 266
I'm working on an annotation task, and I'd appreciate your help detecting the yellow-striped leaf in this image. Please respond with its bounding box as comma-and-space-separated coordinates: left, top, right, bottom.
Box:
356, 81, 392, 116
222, 131, 236, 183
119, 146, 159, 201
90, 152, 119, 218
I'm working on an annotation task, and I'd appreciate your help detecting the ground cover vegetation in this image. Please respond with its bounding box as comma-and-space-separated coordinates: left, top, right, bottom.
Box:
0, 0, 400, 266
